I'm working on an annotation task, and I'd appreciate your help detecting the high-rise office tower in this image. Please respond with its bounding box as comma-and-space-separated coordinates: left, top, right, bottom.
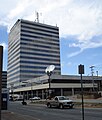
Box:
7, 19, 61, 86
2, 71, 7, 88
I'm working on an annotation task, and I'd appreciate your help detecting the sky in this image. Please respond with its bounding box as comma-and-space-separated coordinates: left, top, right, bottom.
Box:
0, 0, 102, 76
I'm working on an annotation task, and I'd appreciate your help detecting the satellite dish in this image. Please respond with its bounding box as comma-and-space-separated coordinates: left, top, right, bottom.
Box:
45, 65, 55, 73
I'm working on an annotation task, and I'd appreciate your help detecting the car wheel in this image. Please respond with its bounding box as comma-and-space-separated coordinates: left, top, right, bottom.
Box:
47, 103, 51, 108
59, 104, 64, 109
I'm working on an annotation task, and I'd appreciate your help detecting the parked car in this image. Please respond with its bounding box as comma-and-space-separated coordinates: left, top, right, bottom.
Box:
29, 97, 41, 100
46, 96, 74, 109
9, 94, 23, 101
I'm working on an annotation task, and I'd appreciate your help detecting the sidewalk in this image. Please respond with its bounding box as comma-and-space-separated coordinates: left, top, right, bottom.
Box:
1, 110, 38, 120
73, 98, 102, 103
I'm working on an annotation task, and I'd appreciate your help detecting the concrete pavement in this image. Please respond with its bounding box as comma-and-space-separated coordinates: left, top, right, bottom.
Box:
1, 110, 39, 120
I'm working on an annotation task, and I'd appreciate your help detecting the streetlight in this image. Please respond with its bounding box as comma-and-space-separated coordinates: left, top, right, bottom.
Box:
45, 65, 55, 98
10, 83, 14, 101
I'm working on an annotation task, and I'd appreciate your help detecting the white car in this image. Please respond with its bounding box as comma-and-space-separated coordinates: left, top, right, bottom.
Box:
29, 97, 41, 100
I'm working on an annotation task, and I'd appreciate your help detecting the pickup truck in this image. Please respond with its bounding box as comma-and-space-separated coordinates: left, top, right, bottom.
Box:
46, 96, 74, 109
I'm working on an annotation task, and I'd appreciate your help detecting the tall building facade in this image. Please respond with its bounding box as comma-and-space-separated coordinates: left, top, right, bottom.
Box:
2, 71, 7, 88
7, 19, 61, 87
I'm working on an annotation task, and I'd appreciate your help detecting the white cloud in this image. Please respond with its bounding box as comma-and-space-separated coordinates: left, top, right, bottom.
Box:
68, 50, 83, 58
61, 61, 73, 68
0, 0, 102, 56
68, 34, 102, 57
67, 62, 72, 66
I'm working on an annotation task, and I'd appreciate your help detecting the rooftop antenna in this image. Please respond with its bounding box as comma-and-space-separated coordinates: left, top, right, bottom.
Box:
35, 11, 39, 23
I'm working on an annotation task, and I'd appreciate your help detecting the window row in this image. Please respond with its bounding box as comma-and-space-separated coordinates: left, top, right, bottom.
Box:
8, 60, 60, 70
21, 29, 58, 38
20, 56, 60, 61
20, 51, 60, 57
8, 65, 60, 75
21, 34, 58, 42
20, 42, 59, 49
21, 46, 59, 53
8, 70, 45, 78
21, 32, 59, 39
21, 38, 59, 46
21, 22, 58, 31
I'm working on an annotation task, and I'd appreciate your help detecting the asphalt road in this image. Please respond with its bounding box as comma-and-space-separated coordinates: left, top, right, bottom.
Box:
7, 101, 102, 120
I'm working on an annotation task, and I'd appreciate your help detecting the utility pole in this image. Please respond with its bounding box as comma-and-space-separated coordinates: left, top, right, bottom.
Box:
90, 65, 95, 92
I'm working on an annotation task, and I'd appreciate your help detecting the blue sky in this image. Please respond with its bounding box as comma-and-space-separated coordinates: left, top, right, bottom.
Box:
0, 0, 102, 76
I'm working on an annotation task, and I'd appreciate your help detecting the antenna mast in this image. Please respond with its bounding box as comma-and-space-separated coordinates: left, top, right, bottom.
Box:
35, 11, 39, 23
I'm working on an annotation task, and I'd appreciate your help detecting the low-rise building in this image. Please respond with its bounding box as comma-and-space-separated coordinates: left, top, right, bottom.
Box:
10, 74, 101, 99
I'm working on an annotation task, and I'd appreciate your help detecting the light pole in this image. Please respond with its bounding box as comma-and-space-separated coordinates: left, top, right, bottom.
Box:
47, 71, 52, 89
46, 71, 52, 96
10, 83, 14, 101
45, 65, 55, 98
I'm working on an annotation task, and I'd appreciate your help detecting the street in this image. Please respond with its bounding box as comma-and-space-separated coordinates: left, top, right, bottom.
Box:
6, 101, 102, 120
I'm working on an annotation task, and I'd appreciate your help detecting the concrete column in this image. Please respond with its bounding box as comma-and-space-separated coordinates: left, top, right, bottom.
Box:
61, 88, 63, 96
72, 88, 74, 96
27, 91, 29, 100
23, 91, 25, 99
36, 90, 38, 97
31, 90, 33, 98
42, 90, 44, 99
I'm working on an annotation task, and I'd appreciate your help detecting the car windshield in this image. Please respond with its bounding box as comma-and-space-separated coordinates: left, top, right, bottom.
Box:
58, 96, 67, 100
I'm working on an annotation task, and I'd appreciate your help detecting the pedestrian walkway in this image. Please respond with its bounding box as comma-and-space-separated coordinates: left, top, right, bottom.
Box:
73, 98, 102, 103
1, 110, 39, 120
